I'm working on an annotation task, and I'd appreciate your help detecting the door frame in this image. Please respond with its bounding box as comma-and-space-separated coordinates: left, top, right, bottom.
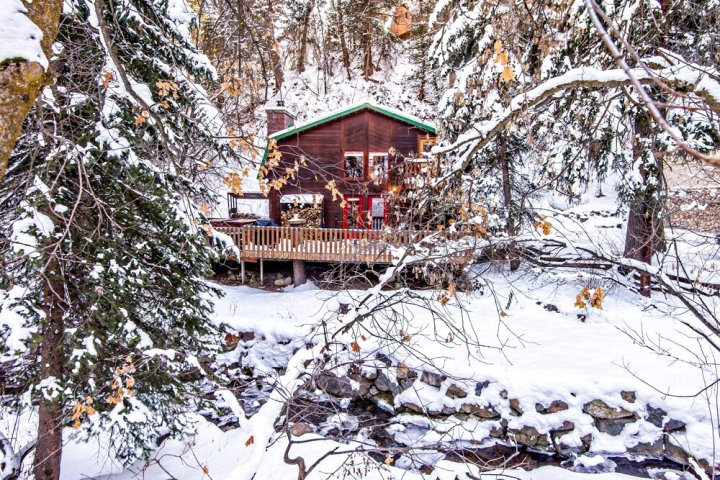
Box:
343, 195, 364, 229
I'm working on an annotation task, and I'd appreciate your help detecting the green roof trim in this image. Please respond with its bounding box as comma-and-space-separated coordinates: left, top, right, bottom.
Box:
257, 102, 436, 175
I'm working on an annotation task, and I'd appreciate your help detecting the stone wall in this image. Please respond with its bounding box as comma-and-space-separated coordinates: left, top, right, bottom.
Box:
312, 360, 714, 474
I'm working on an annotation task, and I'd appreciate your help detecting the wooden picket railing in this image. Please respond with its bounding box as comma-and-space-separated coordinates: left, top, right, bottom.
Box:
213, 226, 435, 264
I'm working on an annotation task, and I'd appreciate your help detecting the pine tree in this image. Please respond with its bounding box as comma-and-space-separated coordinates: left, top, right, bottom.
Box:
0, 0, 234, 478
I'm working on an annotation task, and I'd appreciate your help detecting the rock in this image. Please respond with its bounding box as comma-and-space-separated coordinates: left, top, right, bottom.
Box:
402, 402, 424, 414
316, 373, 354, 398
274, 276, 292, 287
547, 400, 569, 414
551, 420, 575, 432
459, 403, 500, 419
474, 381, 490, 396
628, 438, 663, 457
289, 422, 311, 437
621, 391, 636, 403
509, 399, 523, 416
581, 433, 593, 451
420, 371, 446, 387
596, 417, 635, 436
347, 369, 373, 397
663, 419, 686, 433
446, 383, 467, 399
544, 304, 560, 313
490, 420, 506, 438
375, 353, 392, 366
663, 434, 690, 464
375, 372, 400, 394
509, 426, 548, 448
583, 399, 634, 419
646, 405, 667, 427
499, 389, 508, 399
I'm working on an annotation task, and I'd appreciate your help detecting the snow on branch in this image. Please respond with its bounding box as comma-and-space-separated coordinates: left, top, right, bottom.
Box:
436, 63, 720, 179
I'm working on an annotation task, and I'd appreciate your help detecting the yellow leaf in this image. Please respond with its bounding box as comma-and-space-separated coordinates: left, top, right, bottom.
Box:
500, 65, 515, 82
494, 40, 503, 54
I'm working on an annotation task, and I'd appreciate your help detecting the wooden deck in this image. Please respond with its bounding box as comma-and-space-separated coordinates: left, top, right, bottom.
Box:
214, 226, 433, 264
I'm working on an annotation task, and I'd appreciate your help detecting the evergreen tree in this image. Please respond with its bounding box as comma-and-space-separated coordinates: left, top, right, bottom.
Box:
0, 0, 234, 478
429, 0, 720, 278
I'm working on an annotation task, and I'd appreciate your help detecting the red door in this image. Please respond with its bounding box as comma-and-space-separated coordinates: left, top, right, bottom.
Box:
367, 196, 387, 230
343, 195, 363, 229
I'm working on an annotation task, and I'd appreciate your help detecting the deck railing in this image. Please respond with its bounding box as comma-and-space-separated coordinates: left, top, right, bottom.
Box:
213, 226, 435, 264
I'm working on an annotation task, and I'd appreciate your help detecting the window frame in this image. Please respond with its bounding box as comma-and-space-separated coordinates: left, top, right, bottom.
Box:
418, 137, 437, 155
368, 152, 390, 184
341, 151, 365, 180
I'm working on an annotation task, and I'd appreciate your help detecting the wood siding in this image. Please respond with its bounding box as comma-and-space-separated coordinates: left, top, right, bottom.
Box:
270, 109, 433, 227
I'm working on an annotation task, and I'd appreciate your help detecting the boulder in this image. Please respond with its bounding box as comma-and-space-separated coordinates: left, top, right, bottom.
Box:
509, 426, 549, 448
274, 276, 292, 287
420, 371, 446, 388
289, 422, 312, 437
596, 417, 635, 436
547, 400, 569, 413
474, 381, 490, 396
646, 405, 667, 428
375, 372, 400, 394
663, 435, 690, 464
509, 399, 523, 416
663, 419, 686, 433
628, 438, 663, 457
316, 373, 354, 398
446, 383, 468, 399
459, 403, 500, 419
621, 391, 636, 403
583, 399, 634, 419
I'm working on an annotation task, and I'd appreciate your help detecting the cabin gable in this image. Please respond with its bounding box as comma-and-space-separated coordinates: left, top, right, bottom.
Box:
261, 104, 435, 228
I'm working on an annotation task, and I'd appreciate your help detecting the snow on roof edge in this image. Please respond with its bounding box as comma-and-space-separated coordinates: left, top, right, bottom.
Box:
268, 101, 437, 139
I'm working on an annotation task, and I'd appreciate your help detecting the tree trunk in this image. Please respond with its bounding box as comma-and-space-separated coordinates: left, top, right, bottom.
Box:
296, 0, 314, 73
362, 21, 374, 81
0, 0, 63, 178
265, 0, 284, 93
499, 135, 520, 271
622, 116, 665, 297
335, 0, 351, 80
33, 259, 66, 480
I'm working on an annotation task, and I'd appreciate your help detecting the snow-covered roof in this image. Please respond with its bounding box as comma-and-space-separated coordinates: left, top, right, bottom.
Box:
280, 194, 324, 204
269, 101, 436, 140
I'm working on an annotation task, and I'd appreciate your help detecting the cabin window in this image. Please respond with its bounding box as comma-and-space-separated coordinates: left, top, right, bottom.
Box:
418, 137, 436, 156
343, 152, 364, 179
369, 153, 389, 184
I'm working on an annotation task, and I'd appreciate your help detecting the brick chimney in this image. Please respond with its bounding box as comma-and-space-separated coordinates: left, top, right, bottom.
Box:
265, 101, 296, 136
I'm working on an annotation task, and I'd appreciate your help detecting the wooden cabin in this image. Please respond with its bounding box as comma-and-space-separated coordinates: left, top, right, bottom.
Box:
257, 101, 437, 230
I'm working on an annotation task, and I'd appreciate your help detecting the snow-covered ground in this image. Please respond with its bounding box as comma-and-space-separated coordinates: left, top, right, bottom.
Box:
30, 269, 715, 480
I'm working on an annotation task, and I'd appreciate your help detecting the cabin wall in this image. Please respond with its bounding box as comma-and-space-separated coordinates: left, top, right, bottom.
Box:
270, 109, 432, 227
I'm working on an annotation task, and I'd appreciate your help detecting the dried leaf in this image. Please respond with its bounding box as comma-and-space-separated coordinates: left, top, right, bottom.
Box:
500, 65, 515, 82
350, 341, 361, 353
245, 435, 254, 447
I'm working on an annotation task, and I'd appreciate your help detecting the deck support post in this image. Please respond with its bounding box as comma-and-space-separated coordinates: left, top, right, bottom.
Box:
260, 259, 264, 284
241, 260, 245, 284
292, 260, 307, 287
